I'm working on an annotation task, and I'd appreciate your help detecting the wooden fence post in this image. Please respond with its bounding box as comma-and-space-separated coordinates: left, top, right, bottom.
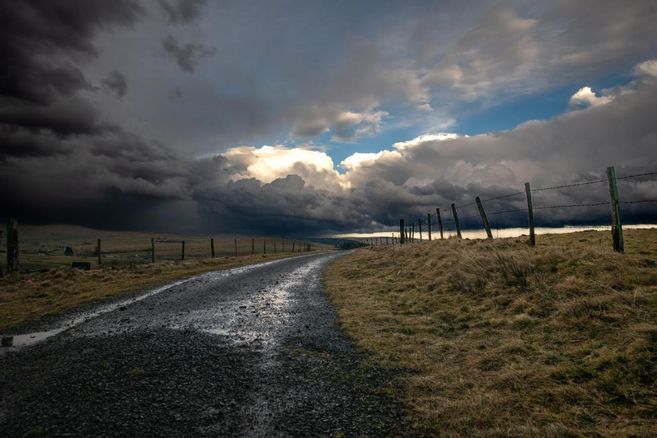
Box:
97, 239, 102, 265
411, 224, 415, 242
400, 219, 405, 244
436, 208, 444, 239
451, 203, 462, 239
427, 213, 432, 241
263, 239, 266, 255
181, 240, 185, 261
475, 197, 493, 239
251, 238, 255, 254
524, 183, 536, 246
6, 218, 18, 273
151, 238, 155, 263
211, 238, 215, 258
292, 241, 295, 252
418, 217, 423, 240
606, 166, 624, 253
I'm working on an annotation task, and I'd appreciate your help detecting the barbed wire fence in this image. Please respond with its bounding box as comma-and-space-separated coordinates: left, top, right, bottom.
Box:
366, 166, 657, 253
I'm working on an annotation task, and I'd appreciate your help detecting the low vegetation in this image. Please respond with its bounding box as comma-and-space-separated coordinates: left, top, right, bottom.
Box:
324, 229, 657, 435
0, 253, 312, 332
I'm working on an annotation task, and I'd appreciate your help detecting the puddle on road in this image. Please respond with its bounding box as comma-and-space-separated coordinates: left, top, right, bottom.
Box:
176, 259, 325, 351
0, 256, 316, 352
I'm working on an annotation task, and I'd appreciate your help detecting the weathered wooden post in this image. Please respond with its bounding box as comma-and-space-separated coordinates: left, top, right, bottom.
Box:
181, 240, 185, 260
524, 183, 536, 246
418, 217, 423, 240
251, 238, 255, 254
475, 197, 493, 239
211, 238, 215, 258
263, 239, 267, 255
151, 238, 155, 263
606, 166, 624, 253
436, 208, 444, 239
6, 218, 18, 274
427, 213, 432, 241
400, 219, 405, 245
97, 238, 102, 265
450, 203, 462, 239
411, 223, 415, 242
292, 241, 295, 252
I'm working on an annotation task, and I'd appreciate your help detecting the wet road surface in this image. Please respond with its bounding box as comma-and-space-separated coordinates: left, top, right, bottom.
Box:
0, 252, 409, 437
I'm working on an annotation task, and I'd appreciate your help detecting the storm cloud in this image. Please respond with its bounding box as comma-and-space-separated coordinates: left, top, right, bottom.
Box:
2, 1, 657, 234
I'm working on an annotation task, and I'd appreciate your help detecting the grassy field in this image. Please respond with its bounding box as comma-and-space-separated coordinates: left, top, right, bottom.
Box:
0, 225, 329, 331
324, 229, 657, 436
0, 224, 317, 272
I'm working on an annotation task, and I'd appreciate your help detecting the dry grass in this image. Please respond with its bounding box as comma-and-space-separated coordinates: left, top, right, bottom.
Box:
324, 229, 657, 436
0, 252, 310, 331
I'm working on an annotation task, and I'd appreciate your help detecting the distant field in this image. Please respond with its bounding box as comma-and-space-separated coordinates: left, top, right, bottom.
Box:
324, 229, 657, 436
0, 224, 320, 272
0, 224, 331, 331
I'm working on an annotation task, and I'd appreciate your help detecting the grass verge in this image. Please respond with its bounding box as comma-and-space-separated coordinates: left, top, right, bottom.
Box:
0, 252, 314, 332
324, 229, 657, 435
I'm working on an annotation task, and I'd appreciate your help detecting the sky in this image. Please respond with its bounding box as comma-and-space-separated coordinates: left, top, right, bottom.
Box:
2, 0, 657, 235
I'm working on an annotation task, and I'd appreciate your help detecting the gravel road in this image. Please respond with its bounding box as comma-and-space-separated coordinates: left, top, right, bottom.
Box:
0, 252, 409, 437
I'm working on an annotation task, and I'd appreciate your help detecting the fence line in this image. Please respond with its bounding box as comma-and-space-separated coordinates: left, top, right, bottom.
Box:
385, 165, 657, 253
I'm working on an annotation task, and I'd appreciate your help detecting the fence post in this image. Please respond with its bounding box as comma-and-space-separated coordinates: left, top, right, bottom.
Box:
97, 238, 102, 265
411, 224, 415, 242
451, 203, 462, 239
292, 241, 295, 252
181, 240, 185, 261
427, 213, 432, 241
6, 218, 18, 273
151, 238, 155, 263
436, 208, 444, 239
399, 219, 405, 244
475, 197, 493, 239
211, 238, 215, 258
524, 183, 536, 246
263, 239, 266, 255
606, 166, 624, 253
418, 217, 423, 240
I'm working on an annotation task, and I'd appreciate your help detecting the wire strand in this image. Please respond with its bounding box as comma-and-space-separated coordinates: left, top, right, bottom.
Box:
620, 199, 657, 204
617, 171, 657, 180
481, 191, 526, 202
533, 201, 609, 210
488, 208, 528, 216
532, 179, 606, 192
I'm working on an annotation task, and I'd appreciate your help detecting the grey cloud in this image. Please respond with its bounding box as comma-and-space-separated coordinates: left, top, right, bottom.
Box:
102, 71, 128, 98
162, 35, 216, 72
158, 0, 207, 24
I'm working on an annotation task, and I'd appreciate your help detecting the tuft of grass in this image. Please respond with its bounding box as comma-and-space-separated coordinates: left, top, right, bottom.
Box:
324, 229, 657, 436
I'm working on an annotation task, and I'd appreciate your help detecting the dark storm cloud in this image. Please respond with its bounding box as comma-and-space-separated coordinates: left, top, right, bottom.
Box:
0, 0, 143, 105
162, 35, 216, 73
101, 71, 128, 98
158, 0, 207, 24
